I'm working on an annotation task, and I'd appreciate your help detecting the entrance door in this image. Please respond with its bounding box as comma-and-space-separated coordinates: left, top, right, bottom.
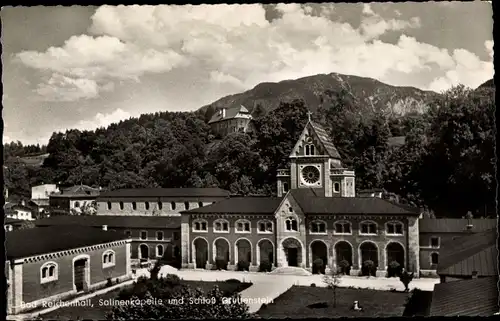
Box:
74, 259, 86, 292
287, 248, 298, 267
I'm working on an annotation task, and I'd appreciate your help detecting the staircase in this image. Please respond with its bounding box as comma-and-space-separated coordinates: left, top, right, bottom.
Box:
269, 266, 312, 276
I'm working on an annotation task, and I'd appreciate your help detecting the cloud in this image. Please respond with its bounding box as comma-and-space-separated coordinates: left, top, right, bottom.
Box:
4, 135, 12, 143
75, 108, 132, 131
485, 40, 493, 60
14, 3, 493, 102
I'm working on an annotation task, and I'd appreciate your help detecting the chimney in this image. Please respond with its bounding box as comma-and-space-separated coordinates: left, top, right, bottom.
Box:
21, 200, 26, 206
102, 225, 108, 231
221, 108, 226, 118
472, 271, 478, 279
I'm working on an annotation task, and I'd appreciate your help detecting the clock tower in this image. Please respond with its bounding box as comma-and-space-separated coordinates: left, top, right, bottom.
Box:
277, 114, 356, 198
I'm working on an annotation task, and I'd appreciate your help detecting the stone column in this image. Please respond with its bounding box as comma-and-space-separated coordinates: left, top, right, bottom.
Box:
181, 216, 191, 269
125, 242, 132, 276
376, 245, 386, 277
277, 240, 286, 267
407, 217, 420, 277
11, 262, 23, 314
249, 241, 259, 272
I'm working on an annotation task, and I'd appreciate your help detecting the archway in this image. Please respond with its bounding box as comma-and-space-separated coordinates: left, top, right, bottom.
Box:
235, 238, 252, 265
310, 241, 328, 272
258, 239, 274, 265
360, 242, 378, 276
282, 237, 303, 267
214, 238, 230, 269
194, 238, 209, 269
335, 241, 353, 274
139, 244, 149, 260
386, 242, 405, 277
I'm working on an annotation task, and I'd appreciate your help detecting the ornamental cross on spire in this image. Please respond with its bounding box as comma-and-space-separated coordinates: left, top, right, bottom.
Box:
307, 110, 313, 122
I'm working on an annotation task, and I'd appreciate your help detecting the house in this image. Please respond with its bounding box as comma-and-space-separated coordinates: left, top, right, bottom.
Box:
180, 118, 422, 276
208, 105, 254, 137
31, 184, 60, 214
435, 228, 497, 283
418, 218, 497, 277
49, 185, 100, 214
35, 215, 182, 266
6, 226, 132, 315
4, 202, 35, 221
96, 188, 230, 216
429, 228, 499, 316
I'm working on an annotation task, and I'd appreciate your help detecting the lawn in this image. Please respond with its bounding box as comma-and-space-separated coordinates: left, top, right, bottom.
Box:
40, 280, 252, 320
257, 286, 410, 318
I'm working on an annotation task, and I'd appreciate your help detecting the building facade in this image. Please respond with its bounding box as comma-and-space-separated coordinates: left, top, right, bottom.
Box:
96, 188, 230, 216
6, 226, 132, 315
181, 119, 421, 276
418, 218, 497, 277
208, 105, 254, 137
49, 185, 100, 214
35, 216, 182, 266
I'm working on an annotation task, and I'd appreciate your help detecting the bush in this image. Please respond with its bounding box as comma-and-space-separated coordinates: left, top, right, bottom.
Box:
106, 278, 113, 287
237, 260, 250, 271
312, 259, 325, 274
165, 274, 181, 286
225, 279, 241, 284
338, 260, 350, 275
362, 260, 376, 276
388, 261, 402, 278
259, 261, 272, 272
215, 258, 228, 270
310, 283, 316, 287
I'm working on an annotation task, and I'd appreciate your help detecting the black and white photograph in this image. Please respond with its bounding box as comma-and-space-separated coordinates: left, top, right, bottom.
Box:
2, 2, 497, 319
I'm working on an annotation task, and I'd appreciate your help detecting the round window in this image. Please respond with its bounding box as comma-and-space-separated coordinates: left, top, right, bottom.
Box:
301, 166, 320, 185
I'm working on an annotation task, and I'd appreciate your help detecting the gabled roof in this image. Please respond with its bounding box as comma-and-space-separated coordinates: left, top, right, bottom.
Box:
6, 226, 128, 260
419, 218, 497, 233
97, 188, 230, 200
61, 185, 100, 195
35, 215, 181, 229
289, 120, 341, 159
208, 105, 250, 124
430, 276, 499, 316
437, 228, 497, 277
289, 188, 419, 215
181, 196, 283, 214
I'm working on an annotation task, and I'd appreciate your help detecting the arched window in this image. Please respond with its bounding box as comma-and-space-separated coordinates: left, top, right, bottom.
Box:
235, 219, 251, 233
74, 201, 80, 208
107, 201, 112, 210
40, 262, 58, 283
386, 221, 404, 235
158, 202, 163, 210
119, 202, 124, 210
334, 221, 352, 234
360, 221, 378, 235
310, 220, 327, 234
140, 231, 148, 240
258, 220, 274, 233
156, 245, 164, 258
285, 216, 298, 231
305, 144, 315, 156
193, 219, 208, 232
214, 219, 230, 233
430, 253, 439, 265
184, 202, 190, 210
171, 202, 176, 210
124, 230, 131, 238
157, 231, 164, 240
198, 202, 203, 208
145, 202, 150, 210
283, 182, 289, 193
132, 202, 137, 210
334, 182, 340, 193
102, 250, 116, 268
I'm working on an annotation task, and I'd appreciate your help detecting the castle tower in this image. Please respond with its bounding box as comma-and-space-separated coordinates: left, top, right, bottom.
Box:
277, 112, 355, 197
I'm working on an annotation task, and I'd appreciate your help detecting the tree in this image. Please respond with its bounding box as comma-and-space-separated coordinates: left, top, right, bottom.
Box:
323, 266, 342, 307
399, 269, 414, 292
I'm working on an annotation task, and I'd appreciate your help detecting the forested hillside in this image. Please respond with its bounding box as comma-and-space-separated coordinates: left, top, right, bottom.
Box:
3, 83, 495, 218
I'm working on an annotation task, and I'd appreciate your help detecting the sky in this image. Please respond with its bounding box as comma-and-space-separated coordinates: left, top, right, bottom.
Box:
1, 2, 494, 146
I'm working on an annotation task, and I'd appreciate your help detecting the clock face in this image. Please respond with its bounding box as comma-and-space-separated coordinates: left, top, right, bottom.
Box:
301, 165, 321, 185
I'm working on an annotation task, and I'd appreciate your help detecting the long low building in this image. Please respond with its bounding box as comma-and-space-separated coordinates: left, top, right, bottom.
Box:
6, 226, 132, 315
35, 215, 182, 265
96, 188, 231, 216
